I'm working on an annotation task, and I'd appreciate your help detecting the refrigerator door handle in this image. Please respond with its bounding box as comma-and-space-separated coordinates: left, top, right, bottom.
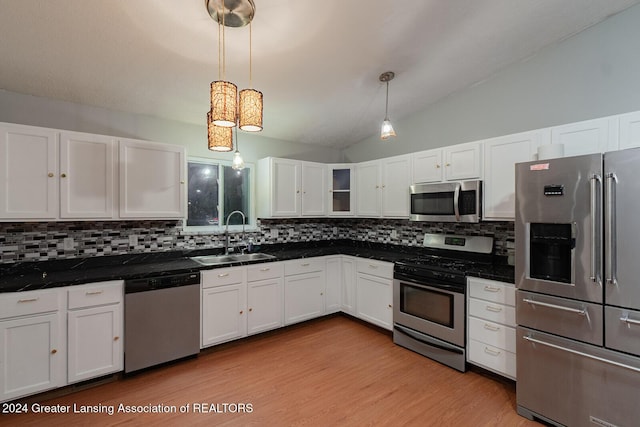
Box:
453, 183, 461, 221
589, 174, 602, 284
605, 173, 617, 286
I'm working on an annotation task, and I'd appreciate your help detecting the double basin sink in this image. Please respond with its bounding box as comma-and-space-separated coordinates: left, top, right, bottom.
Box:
190, 252, 276, 266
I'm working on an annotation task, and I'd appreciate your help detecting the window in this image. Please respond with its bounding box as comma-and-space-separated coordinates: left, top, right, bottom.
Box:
185, 157, 254, 231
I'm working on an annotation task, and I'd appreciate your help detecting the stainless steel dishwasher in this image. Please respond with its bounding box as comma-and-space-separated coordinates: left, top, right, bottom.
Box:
124, 272, 200, 373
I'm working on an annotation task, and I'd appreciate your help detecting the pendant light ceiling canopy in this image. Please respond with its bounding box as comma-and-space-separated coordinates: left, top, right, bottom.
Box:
206, 0, 263, 152
379, 71, 396, 140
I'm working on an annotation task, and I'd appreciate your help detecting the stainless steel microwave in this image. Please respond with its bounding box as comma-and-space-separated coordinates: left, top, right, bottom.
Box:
410, 180, 481, 222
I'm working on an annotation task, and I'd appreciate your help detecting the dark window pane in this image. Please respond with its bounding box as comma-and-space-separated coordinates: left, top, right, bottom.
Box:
223, 166, 250, 225
187, 162, 219, 226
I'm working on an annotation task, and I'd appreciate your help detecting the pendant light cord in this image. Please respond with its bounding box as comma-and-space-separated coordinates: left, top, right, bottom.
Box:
249, 22, 253, 88
384, 81, 390, 120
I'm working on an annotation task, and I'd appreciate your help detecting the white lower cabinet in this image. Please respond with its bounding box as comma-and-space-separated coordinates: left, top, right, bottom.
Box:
341, 256, 357, 315
324, 256, 342, 314
355, 259, 393, 330
466, 277, 516, 380
247, 263, 284, 335
284, 258, 326, 325
201, 267, 247, 347
67, 281, 123, 384
0, 289, 65, 403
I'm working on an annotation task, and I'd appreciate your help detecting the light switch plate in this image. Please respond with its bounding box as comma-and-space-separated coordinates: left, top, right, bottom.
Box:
129, 234, 138, 246
63, 237, 74, 250
390, 229, 397, 239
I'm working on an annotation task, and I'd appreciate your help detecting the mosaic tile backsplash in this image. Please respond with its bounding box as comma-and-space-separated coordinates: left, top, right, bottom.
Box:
0, 219, 514, 264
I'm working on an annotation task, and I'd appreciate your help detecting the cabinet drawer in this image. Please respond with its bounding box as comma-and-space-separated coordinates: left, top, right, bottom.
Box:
202, 267, 244, 288
247, 262, 283, 282
468, 297, 515, 326
605, 306, 640, 356
468, 338, 516, 379
284, 258, 324, 276
0, 289, 61, 319
468, 316, 516, 353
356, 259, 393, 279
468, 277, 515, 306
68, 281, 123, 309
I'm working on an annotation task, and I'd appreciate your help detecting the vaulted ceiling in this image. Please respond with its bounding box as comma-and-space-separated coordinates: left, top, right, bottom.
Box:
1, 0, 638, 148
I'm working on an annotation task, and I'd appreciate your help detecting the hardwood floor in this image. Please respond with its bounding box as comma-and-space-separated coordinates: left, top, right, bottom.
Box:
2, 315, 539, 426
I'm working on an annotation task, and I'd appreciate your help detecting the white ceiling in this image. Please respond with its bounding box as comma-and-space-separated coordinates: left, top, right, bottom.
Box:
0, 0, 638, 148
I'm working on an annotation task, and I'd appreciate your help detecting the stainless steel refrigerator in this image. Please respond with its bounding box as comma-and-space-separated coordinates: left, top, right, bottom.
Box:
515, 149, 640, 427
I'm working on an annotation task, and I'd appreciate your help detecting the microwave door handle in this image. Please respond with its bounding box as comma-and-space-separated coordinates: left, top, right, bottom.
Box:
453, 183, 461, 221
605, 173, 617, 286
589, 174, 602, 285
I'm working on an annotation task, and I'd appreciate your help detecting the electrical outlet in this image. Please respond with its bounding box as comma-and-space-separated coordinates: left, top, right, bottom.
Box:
63, 237, 74, 250
390, 229, 397, 239
288, 228, 295, 237
332, 227, 338, 235
129, 234, 138, 246
270, 229, 278, 239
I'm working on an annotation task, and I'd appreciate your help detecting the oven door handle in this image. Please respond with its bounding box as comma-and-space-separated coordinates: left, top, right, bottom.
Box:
453, 183, 461, 221
394, 324, 464, 354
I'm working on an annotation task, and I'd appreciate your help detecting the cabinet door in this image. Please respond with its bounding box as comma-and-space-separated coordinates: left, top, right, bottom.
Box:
324, 256, 341, 314
483, 131, 540, 220
0, 313, 64, 402
381, 155, 411, 217
202, 283, 247, 347
248, 278, 283, 335
271, 158, 301, 217
67, 304, 122, 383
60, 131, 115, 219
328, 164, 355, 216
284, 271, 326, 325
119, 139, 185, 218
551, 116, 618, 157
443, 141, 482, 181
341, 257, 357, 315
412, 149, 442, 183
618, 111, 640, 150
301, 162, 326, 216
356, 273, 392, 330
0, 123, 58, 219
356, 161, 381, 217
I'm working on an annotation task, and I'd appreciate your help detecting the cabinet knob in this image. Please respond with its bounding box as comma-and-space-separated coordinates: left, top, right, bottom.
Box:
446, 163, 451, 167
249, 308, 253, 312
180, 181, 185, 184
388, 304, 392, 308
51, 349, 57, 355
375, 185, 379, 189
113, 336, 120, 341
239, 310, 244, 315
296, 190, 300, 194
320, 292, 324, 296
329, 189, 332, 193
382, 185, 386, 189
48, 173, 54, 178
436, 164, 441, 169
61, 173, 67, 178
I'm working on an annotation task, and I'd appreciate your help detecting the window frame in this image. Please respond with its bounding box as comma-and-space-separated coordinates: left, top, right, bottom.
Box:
183, 156, 256, 234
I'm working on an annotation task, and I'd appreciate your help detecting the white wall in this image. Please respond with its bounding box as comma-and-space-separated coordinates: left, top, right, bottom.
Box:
0, 89, 342, 164
343, 3, 640, 162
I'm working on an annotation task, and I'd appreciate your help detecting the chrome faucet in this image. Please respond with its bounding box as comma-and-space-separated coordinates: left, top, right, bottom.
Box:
225, 210, 246, 254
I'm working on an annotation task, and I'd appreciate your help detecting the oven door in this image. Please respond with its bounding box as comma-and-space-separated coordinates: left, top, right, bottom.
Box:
393, 277, 465, 347
410, 181, 481, 223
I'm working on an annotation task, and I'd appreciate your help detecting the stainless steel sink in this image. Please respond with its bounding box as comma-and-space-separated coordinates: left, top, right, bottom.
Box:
190, 252, 276, 266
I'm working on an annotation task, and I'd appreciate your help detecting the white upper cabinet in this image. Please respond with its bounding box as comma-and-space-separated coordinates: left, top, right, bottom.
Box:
257, 157, 326, 218
412, 148, 443, 183
412, 142, 481, 183
60, 131, 116, 219
0, 123, 58, 219
328, 164, 355, 216
618, 111, 640, 150
550, 116, 618, 157
443, 141, 483, 181
119, 139, 185, 219
483, 130, 545, 221
356, 156, 411, 218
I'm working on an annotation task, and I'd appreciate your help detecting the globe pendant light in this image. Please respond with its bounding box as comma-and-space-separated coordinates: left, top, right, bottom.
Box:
379, 71, 397, 140
232, 128, 245, 171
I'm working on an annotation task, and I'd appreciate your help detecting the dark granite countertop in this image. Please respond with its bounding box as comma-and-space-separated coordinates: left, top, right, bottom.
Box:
0, 240, 514, 293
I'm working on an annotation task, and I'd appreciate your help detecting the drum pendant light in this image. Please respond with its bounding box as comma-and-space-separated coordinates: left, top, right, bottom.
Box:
239, 22, 263, 132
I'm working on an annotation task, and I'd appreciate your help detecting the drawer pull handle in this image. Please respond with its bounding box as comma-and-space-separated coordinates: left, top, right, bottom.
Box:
484, 347, 501, 357
522, 298, 586, 316
260, 268, 270, 272
85, 290, 104, 295
484, 285, 501, 293
484, 323, 500, 332
621, 315, 640, 326
368, 264, 378, 269
485, 305, 502, 313
18, 297, 39, 303
218, 273, 230, 278
301, 263, 310, 267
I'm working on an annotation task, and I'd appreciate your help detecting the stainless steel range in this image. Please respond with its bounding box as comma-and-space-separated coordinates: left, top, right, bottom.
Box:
393, 234, 493, 372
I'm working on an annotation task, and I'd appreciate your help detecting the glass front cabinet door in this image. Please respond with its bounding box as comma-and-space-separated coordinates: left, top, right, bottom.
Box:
328, 164, 355, 216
